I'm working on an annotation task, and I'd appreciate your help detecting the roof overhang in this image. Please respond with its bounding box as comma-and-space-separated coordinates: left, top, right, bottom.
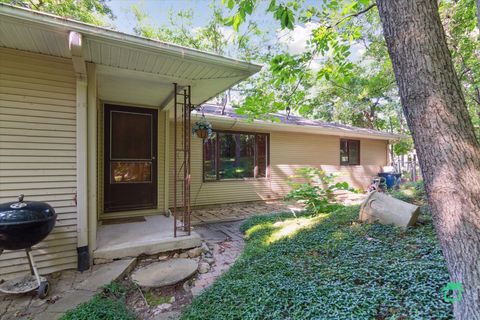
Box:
193, 112, 404, 142
0, 4, 262, 107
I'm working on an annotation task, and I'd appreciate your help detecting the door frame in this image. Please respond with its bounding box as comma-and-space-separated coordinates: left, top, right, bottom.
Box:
98, 101, 164, 220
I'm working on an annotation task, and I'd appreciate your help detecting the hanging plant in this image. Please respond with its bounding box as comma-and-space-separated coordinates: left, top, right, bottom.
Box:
192, 116, 212, 139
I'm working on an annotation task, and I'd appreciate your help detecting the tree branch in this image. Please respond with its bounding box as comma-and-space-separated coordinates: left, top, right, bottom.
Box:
309, 3, 377, 29
328, 4, 377, 29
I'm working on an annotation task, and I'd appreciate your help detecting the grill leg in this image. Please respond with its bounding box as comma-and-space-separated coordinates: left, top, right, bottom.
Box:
26, 248, 41, 287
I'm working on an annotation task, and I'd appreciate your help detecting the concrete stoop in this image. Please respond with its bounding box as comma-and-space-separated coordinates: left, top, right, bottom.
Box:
94, 215, 202, 262
93, 233, 202, 261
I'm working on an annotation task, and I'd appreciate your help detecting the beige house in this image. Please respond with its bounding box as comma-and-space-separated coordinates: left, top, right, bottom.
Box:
0, 4, 399, 281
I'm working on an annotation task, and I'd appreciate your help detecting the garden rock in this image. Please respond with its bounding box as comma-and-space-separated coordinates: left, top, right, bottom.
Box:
359, 191, 420, 228
198, 262, 210, 274
183, 281, 191, 292
203, 257, 215, 265
187, 247, 203, 258
131, 259, 197, 288
201, 242, 210, 253
154, 303, 172, 313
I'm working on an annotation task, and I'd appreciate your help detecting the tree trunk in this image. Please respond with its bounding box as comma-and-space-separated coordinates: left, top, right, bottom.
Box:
376, 1, 480, 318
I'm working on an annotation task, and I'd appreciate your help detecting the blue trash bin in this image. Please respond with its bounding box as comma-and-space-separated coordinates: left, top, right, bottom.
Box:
378, 172, 401, 189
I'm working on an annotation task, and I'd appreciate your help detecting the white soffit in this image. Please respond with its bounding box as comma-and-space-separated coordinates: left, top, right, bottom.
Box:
0, 4, 262, 105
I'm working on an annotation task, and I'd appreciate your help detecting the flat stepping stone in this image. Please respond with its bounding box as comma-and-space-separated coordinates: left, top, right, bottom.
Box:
132, 259, 197, 288
75, 258, 136, 292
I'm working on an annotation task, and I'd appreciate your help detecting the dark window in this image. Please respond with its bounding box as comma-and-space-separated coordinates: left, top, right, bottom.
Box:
340, 139, 360, 165
203, 131, 269, 181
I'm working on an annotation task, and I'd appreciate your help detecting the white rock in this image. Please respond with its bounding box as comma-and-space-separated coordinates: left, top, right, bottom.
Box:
179, 252, 189, 258
198, 262, 210, 274
155, 303, 172, 312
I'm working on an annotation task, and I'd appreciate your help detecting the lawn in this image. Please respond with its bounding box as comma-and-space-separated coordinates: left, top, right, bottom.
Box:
182, 185, 454, 319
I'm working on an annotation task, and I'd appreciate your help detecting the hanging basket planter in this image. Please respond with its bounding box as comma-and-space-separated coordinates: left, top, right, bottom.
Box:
192, 116, 213, 139
195, 128, 209, 139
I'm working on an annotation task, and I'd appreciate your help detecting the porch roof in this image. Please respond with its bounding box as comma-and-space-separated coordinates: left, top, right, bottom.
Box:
0, 4, 262, 106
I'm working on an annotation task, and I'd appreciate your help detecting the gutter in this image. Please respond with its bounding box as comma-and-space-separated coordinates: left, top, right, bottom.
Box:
0, 4, 262, 73
192, 113, 405, 142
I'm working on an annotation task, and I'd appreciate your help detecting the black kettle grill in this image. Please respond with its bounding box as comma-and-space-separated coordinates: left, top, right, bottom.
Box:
0, 195, 57, 298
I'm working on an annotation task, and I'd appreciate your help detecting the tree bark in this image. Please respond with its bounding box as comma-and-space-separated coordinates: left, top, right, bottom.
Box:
376, 0, 480, 318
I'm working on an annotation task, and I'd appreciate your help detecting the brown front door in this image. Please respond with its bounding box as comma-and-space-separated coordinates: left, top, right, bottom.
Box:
104, 104, 157, 213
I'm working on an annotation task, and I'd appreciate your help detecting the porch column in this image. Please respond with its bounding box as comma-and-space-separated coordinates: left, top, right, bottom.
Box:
87, 63, 97, 261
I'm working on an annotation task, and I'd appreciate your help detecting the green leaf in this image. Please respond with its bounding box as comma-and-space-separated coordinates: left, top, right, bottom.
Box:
233, 13, 242, 31
267, 0, 276, 12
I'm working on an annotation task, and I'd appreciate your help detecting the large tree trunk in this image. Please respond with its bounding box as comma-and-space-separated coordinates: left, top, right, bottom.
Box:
376, 0, 480, 318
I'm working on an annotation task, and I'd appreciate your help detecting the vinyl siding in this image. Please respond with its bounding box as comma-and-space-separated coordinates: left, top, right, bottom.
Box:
0, 48, 78, 280
169, 120, 388, 207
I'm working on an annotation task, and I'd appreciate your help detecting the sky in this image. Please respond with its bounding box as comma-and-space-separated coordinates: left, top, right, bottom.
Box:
108, 0, 217, 34
106, 0, 313, 58
106, 0, 365, 64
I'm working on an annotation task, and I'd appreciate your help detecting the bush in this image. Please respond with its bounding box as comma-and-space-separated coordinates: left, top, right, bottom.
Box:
389, 181, 426, 204
285, 167, 356, 212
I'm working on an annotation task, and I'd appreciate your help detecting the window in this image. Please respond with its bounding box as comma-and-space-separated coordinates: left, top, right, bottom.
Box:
204, 131, 269, 181
340, 139, 360, 165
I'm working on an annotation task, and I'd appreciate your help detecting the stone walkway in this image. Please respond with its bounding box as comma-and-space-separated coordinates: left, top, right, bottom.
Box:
189, 221, 245, 297
0, 259, 135, 320
191, 200, 303, 225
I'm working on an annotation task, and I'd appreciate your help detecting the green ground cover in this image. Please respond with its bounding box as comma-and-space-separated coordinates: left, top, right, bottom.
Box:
182, 184, 453, 319
60, 282, 136, 320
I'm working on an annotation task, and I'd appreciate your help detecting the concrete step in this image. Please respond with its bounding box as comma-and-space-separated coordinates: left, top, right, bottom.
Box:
93, 233, 202, 260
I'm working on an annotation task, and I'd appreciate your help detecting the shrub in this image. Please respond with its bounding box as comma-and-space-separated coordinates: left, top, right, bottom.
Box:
285, 167, 356, 212
389, 180, 426, 204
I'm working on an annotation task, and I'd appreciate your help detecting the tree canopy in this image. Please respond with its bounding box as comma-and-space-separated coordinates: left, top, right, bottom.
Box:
1, 0, 114, 25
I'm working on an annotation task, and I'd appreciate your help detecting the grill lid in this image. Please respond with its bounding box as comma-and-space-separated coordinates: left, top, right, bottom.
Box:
0, 194, 56, 225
